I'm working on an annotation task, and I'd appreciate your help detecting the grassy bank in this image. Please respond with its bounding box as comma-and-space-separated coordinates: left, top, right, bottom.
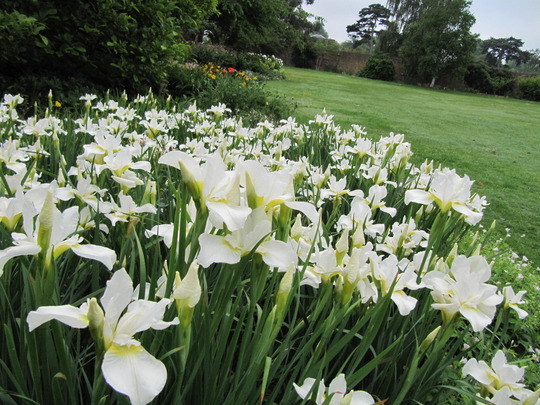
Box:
267, 67, 540, 267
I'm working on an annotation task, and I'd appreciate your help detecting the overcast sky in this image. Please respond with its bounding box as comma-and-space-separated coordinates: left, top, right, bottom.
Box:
304, 0, 540, 50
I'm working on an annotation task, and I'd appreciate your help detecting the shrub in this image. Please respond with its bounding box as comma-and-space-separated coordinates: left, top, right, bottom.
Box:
465, 61, 517, 96
167, 62, 293, 122
0, 10, 46, 66
291, 43, 318, 69
464, 61, 492, 94
0, 1, 218, 99
189, 44, 285, 79
489, 68, 517, 96
166, 62, 213, 98
189, 44, 237, 69
518, 76, 540, 101
359, 53, 395, 81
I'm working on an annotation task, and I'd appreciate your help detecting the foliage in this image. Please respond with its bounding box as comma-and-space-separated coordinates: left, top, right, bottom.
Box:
386, 0, 454, 31
206, 0, 287, 54
204, 0, 319, 56
0, 92, 538, 405
311, 39, 343, 71
165, 62, 293, 123
480, 37, 531, 68
518, 76, 540, 102
485, 69, 516, 96
464, 61, 517, 96
0, 10, 46, 65
509, 49, 540, 75
346, 3, 391, 53
359, 53, 396, 81
310, 15, 330, 39
290, 39, 319, 69
399, 0, 477, 86
189, 44, 285, 79
376, 21, 403, 56
0, 0, 217, 97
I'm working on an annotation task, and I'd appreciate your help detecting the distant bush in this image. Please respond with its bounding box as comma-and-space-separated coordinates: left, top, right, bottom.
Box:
464, 61, 492, 94
465, 61, 516, 96
518, 76, 540, 101
359, 54, 395, 81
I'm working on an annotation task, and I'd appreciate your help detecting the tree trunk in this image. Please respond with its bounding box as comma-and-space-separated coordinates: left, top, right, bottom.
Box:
429, 77, 436, 88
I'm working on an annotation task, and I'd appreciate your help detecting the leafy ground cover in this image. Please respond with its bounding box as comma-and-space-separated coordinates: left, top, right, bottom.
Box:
267, 67, 540, 269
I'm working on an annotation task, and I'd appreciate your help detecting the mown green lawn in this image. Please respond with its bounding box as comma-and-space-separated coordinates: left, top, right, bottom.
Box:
267, 67, 540, 267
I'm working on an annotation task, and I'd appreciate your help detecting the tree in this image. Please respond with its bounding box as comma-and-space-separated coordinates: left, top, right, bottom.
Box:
511, 48, 540, 73
387, 0, 423, 29
386, 0, 469, 32
311, 16, 329, 39
376, 21, 403, 55
206, 0, 319, 55
312, 38, 340, 70
480, 37, 531, 67
346, 4, 391, 53
399, 0, 477, 87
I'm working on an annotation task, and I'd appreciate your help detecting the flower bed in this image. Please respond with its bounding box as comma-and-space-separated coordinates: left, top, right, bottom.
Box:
0, 93, 537, 404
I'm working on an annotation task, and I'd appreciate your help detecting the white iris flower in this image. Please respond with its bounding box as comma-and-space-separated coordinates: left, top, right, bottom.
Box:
27, 268, 179, 405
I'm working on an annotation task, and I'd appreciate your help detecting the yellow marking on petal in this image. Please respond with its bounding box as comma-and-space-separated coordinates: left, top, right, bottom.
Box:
267, 198, 286, 209
53, 244, 72, 259
107, 342, 143, 357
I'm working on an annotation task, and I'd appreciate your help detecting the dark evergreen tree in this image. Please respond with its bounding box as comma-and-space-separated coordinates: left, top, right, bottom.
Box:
481, 37, 531, 67
346, 3, 391, 53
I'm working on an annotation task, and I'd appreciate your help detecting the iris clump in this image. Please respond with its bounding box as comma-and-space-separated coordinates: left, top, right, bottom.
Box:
0, 92, 537, 404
